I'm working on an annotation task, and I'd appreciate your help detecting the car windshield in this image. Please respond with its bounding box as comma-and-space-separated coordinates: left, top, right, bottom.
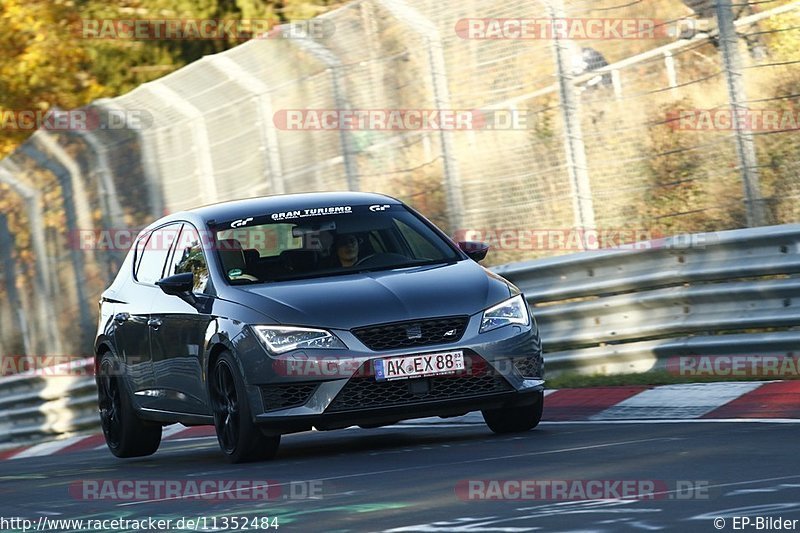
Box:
213, 204, 461, 283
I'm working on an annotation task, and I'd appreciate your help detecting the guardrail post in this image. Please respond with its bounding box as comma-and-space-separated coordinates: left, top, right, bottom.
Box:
548, 0, 597, 246
0, 213, 31, 355
716, 0, 768, 227
378, 0, 465, 231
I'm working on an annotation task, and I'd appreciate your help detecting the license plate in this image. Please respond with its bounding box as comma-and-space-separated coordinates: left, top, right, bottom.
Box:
373, 351, 465, 381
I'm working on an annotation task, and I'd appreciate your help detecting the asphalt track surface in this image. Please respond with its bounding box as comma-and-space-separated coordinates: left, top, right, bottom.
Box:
1, 421, 800, 532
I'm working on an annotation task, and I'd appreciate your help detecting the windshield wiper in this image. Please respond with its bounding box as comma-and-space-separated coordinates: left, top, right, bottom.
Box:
355, 258, 458, 274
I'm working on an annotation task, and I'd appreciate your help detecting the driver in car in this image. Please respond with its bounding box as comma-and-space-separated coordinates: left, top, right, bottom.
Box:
332, 233, 360, 267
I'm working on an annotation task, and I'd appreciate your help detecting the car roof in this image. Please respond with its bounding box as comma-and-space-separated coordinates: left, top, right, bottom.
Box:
169, 192, 402, 225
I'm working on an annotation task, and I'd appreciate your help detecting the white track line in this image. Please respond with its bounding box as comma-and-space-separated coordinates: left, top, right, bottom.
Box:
119, 437, 675, 506
541, 418, 800, 424
590, 381, 765, 420
10, 435, 91, 460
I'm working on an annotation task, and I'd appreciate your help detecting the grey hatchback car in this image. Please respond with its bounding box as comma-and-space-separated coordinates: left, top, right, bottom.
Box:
95, 192, 544, 462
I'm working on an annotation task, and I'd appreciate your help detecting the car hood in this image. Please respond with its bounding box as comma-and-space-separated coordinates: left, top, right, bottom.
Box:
229, 260, 513, 329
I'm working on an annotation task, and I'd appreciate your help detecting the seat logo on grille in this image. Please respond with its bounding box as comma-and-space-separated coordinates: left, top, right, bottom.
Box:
443, 328, 457, 337
406, 325, 423, 339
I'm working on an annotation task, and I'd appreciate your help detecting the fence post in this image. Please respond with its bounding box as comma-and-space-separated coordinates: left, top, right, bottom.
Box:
548, 0, 596, 248
143, 83, 219, 207
716, 0, 768, 227
77, 108, 128, 280
36, 131, 96, 234
0, 161, 62, 354
19, 143, 95, 353
207, 56, 285, 195
664, 51, 678, 89
290, 34, 360, 192
378, 0, 465, 231
0, 213, 31, 355
98, 98, 166, 219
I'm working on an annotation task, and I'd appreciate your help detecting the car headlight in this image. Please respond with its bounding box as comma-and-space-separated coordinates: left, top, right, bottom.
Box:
253, 325, 346, 354
480, 294, 530, 333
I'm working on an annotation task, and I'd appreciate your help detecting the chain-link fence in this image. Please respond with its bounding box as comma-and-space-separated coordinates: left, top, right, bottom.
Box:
1, 0, 799, 357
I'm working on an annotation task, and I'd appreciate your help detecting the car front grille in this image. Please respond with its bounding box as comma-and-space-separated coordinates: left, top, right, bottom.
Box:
326, 354, 513, 413
513, 356, 541, 378
261, 382, 319, 411
352, 316, 469, 351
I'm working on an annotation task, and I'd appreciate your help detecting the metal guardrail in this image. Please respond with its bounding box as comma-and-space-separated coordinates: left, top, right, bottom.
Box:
1, 224, 798, 447
495, 223, 800, 374
0, 358, 96, 446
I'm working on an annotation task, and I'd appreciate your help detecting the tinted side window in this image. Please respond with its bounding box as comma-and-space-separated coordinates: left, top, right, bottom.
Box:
135, 225, 180, 284
168, 225, 209, 293
133, 232, 149, 278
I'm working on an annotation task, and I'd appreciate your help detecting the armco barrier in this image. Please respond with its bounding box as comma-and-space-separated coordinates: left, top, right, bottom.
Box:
495, 223, 800, 374
0, 358, 96, 446
1, 224, 799, 447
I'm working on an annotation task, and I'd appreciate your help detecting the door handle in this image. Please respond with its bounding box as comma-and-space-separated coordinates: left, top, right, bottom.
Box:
147, 318, 163, 329
114, 312, 130, 324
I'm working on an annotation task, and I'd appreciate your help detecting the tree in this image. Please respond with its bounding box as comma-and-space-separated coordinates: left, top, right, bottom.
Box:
0, 0, 105, 157
1, 0, 340, 159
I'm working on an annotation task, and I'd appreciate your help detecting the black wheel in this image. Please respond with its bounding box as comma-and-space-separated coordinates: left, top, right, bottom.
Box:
210, 352, 280, 463
97, 353, 162, 458
482, 391, 544, 434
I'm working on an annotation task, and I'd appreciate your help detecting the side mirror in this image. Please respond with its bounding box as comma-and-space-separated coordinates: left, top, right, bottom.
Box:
458, 241, 489, 262
156, 272, 194, 296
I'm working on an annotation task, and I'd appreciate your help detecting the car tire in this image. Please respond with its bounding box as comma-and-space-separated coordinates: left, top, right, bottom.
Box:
482, 391, 544, 434
210, 351, 280, 463
97, 353, 162, 458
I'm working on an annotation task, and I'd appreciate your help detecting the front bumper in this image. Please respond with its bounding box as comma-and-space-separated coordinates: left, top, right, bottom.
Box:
256, 385, 544, 434
233, 313, 544, 433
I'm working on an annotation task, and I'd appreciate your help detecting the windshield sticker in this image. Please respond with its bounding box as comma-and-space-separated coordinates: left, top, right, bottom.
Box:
230, 217, 254, 228
270, 206, 352, 220
369, 204, 391, 212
